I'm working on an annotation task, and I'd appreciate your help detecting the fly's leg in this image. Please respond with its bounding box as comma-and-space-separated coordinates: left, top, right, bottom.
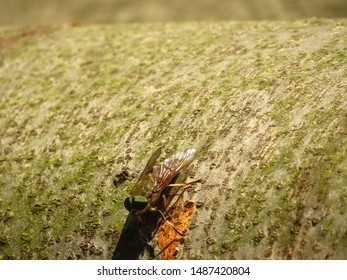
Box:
168, 178, 201, 188
156, 205, 185, 237
164, 178, 200, 215
156, 179, 201, 237
153, 238, 176, 259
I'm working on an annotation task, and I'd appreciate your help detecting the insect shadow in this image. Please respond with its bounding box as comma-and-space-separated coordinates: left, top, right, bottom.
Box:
112, 167, 195, 260
111, 210, 157, 260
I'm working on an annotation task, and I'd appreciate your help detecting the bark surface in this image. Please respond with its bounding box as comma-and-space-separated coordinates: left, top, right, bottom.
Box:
0, 19, 346, 259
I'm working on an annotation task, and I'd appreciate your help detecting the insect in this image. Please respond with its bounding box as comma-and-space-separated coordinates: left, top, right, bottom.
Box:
124, 147, 198, 222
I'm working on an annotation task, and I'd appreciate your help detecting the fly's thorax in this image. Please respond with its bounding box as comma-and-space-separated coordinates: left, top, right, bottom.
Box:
134, 174, 158, 201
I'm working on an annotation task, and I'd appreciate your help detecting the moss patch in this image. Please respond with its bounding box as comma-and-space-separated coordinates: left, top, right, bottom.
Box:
0, 19, 346, 259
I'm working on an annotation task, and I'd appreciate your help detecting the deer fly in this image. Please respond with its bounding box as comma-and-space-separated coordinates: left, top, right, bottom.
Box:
124, 147, 199, 222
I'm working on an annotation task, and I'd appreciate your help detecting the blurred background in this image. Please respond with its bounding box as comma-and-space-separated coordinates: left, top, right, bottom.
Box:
0, 0, 346, 25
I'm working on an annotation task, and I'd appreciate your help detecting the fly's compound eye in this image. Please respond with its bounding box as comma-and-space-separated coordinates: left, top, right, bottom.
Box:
124, 196, 148, 211
124, 197, 132, 212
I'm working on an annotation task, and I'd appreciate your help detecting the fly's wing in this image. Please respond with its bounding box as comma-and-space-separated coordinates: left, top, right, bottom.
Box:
152, 148, 197, 193
137, 147, 162, 179
130, 147, 161, 196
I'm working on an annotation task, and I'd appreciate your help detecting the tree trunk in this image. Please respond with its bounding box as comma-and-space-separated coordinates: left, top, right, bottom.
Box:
0, 19, 346, 260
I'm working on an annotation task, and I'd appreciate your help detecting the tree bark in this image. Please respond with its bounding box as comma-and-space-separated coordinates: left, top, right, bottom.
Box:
0, 19, 346, 259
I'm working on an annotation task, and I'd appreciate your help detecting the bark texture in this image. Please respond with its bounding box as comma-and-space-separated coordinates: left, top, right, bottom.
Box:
0, 19, 346, 259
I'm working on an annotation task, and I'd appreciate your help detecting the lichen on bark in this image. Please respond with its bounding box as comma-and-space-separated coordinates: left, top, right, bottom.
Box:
0, 19, 346, 259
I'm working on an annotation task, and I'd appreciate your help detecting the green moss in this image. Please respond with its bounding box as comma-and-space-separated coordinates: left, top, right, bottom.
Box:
269, 96, 299, 121
1, 19, 346, 260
